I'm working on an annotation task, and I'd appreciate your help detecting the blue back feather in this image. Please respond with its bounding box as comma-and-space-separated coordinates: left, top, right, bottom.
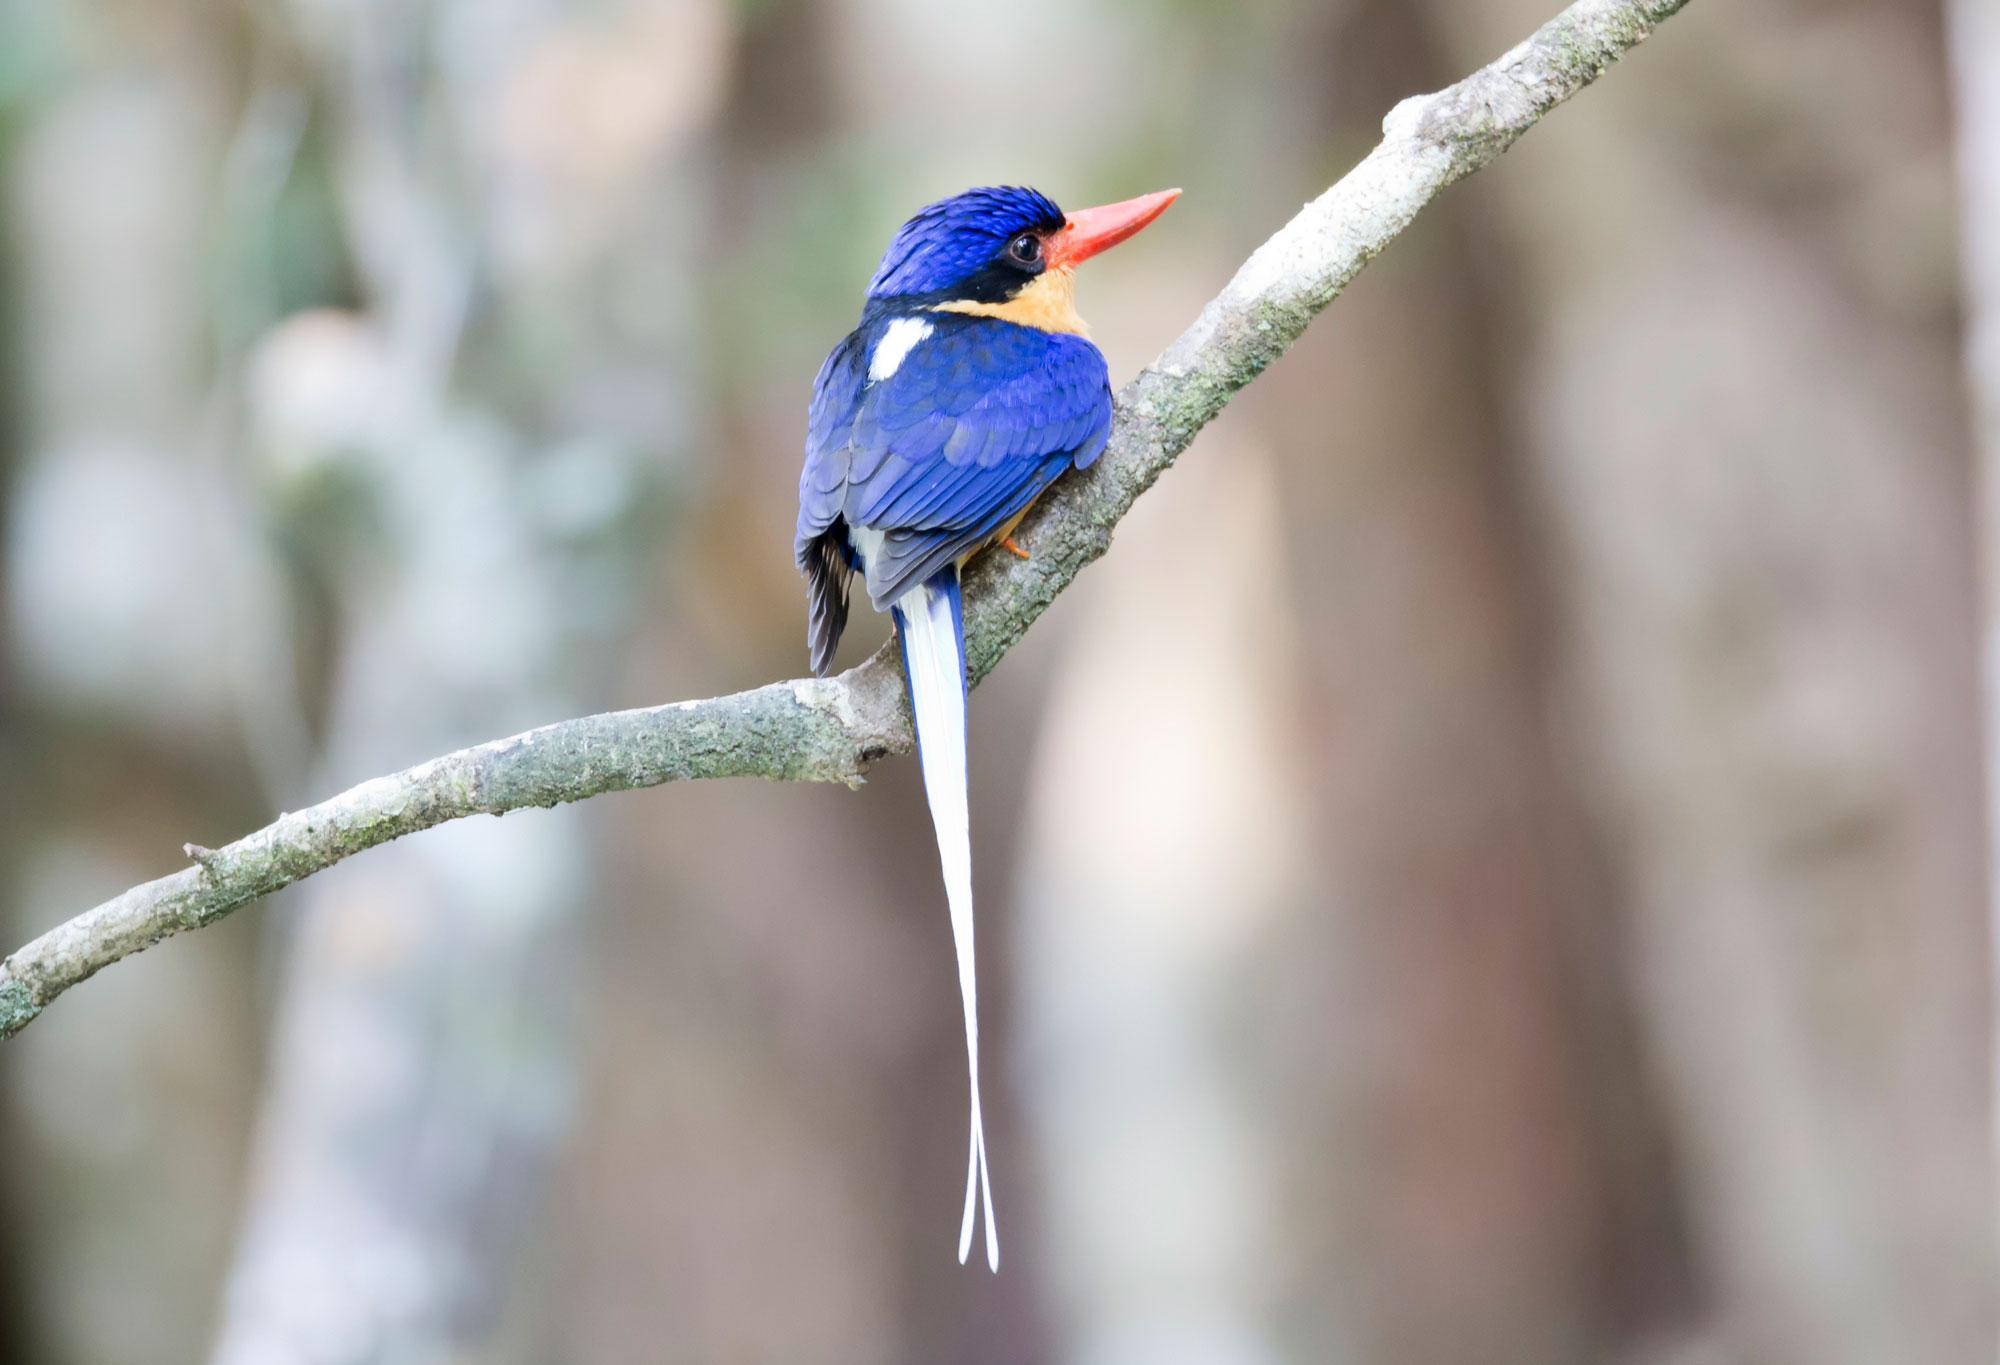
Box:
797, 312, 1110, 610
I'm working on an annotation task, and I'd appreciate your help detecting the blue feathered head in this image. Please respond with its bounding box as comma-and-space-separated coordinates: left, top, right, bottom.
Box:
866, 185, 1065, 300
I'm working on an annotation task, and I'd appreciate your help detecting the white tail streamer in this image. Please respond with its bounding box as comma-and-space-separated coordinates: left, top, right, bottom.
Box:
893, 569, 998, 1272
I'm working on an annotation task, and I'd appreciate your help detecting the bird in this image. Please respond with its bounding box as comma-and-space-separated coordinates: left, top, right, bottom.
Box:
794, 184, 1180, 1270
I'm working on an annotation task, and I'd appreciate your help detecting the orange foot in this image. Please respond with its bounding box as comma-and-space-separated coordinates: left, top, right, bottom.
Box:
1000, 535, 1031, 560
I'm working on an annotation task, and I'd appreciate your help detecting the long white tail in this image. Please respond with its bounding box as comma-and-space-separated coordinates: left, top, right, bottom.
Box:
892, 567, 997, 1272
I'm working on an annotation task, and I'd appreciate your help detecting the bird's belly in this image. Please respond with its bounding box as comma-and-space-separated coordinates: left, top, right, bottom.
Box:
986, 500, 1038, 552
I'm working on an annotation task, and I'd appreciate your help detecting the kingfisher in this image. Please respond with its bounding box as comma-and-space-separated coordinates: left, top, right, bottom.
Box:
795, 184, 1179, 1269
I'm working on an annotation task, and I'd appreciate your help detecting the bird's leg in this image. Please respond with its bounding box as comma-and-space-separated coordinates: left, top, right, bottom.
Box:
999, 535, 1030, 560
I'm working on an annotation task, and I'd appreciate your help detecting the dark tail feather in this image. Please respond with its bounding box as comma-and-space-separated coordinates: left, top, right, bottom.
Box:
804, 527, 851, 676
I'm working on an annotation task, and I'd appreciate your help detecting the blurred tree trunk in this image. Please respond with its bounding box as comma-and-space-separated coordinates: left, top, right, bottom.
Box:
1247, 200, 1649, 1365
211, 2, 724, 1360
1428, 0, 1995, 1359
1008, 6, 1668, 1362
1947, 0, 2000, 1236
1260, 7, 1677, 1361
1011, 426, 1311, 1365
0, 7, 273, 1362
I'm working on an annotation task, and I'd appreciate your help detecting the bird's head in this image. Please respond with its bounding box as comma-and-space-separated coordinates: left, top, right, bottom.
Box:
865, 184, 1179, 335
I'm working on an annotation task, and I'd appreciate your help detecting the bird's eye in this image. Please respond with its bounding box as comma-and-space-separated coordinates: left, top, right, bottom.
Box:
1008, 233, 1042, 265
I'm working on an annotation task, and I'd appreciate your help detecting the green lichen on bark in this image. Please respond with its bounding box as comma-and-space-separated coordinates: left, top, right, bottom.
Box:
0, 978, 38, 1037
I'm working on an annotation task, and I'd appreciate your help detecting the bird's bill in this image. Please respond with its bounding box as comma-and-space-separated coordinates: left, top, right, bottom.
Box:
1046, 188, 1181, 270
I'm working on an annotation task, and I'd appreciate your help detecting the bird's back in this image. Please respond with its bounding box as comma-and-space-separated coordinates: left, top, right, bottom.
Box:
796, 310, 1110, 633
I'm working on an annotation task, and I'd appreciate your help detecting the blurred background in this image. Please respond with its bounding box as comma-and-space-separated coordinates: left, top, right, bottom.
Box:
0, 0, 1990, 1362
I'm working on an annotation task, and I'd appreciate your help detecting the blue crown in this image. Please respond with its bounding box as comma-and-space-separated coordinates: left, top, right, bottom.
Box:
865, 185, 1065, 299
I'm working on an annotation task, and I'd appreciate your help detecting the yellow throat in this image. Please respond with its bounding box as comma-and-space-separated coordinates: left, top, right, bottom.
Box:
932, 267, 1088, 336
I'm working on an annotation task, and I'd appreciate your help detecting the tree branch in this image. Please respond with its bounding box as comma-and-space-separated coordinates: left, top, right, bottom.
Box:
0, 0, 1690, 1042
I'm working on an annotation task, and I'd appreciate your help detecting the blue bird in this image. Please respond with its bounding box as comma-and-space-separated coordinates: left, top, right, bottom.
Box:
796, 184, 1179, 1269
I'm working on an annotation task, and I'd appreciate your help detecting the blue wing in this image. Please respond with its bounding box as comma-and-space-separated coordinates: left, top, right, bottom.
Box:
796, 314, 1110, 633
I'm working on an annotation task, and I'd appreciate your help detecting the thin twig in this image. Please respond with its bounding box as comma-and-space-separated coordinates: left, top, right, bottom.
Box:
0, 0, 1691, 1042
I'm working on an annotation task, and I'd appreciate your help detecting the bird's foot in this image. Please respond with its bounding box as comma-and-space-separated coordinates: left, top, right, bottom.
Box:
999, 535, 1030, 560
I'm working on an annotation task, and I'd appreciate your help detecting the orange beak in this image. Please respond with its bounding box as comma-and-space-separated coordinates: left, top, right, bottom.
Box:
1044, 188, 1181, 271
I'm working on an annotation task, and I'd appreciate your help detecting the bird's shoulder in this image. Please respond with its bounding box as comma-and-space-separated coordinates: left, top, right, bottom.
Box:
843, 312, 1101, 424
802, 312, 1111, 522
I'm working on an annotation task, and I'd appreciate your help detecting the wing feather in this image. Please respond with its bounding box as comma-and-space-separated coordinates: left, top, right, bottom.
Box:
797, 313, 1112, 625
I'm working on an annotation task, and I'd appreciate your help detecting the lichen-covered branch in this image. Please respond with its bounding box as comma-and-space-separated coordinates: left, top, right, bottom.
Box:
0, 0, 1689, 1042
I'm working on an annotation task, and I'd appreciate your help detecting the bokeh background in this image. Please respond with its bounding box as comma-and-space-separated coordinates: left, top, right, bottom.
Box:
0, 0, 1992, 1362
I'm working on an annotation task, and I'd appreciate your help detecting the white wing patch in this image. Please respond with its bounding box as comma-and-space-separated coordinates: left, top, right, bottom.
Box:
849, 525, 885, 575
869, 317, 934, 382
